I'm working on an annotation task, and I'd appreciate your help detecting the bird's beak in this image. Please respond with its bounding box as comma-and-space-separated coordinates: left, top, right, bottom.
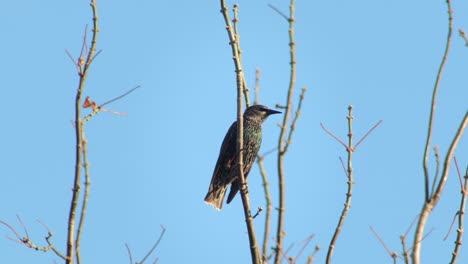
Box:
267, 109, 282, 115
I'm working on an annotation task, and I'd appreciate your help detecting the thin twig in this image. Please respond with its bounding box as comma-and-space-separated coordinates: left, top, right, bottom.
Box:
284, 243, 294, 261
139, 225, 166, 264
83, 85, 140, 122
444, 212, 459, 241
0, 220, 23, 243
65, 49, 79, 73
409, 227, 435, 253
353, 120, 383, 150
76, 131, 91, 264
322, 107, 380, 263
454, 157, 465, 192
65, 25, 88, 75
252, 66, 273, 262
79, 24, 89, 68
293, 234, 315, 263
429, 146, 441, 198
306, 245, 320, 264
16, 215, 29, 239
275, 2, 297, 263
268, 4, 288, 21
257, 156, 273, 261
0, 218, 63, 254
283, 87, 306, 154
260, 147, 279, 158
252, 207, 264, 219
254, 68, 260, 105
326, 105, 355, 264
433, 113, 468, 200
82, 86, 139, 122
87, 49, 102, 67
404, 214, 420, 238
232, 4, 251, 107
37, 220, 67, 260
370, 226, 395, 258
67, 1, 99, 263
320, 123, 347, 149
448, 158, 468, 264
414, 111, 468, 260
219, 1, 261, 263
421, 0, 454, 203
401, 215, 420, 264
100, 85, 141, 107
339, 157, 349, 178
125, 243, 134, 264
400, 234, 410, 264
412, 2, 455, 262
271, 237, 292, 264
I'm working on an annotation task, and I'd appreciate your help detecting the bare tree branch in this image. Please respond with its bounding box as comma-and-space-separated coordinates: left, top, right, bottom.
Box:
370, 226, 398, 263
257, 155, 273, 262
139, 225, 166, 264
274, 2, 298, 263
412, 2, 458, 262
0, 218, 66, 259
125, 243, 133, 264
421, 0, 453, 203
325, 105, 355, 264
413, 110, 467, 263
354, 120, 383, 150
448, 158, 468, 264
219, 1, 261, 263
232, 4, 251, 106
254, 68, 260, 105
67, 1, 99, 263
324, 106, 380, 263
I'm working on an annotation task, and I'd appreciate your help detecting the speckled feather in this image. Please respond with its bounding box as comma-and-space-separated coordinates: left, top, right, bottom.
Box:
204, 105, 281, 210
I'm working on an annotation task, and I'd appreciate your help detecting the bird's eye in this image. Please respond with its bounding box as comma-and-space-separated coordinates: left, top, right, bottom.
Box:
259, 106, 268, 112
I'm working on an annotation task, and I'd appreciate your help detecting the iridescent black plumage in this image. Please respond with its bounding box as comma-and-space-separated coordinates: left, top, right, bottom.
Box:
204, 105, 281, 210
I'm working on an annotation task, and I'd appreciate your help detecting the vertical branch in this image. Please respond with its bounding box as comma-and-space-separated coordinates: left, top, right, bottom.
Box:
429, 147, 441, 197
321, 110, 380, 263
412, 1, 455, 263
370, 226, 397, 263
232, 4, 251, 107
75, 131, 91, 264
306, 245, 320, 264
325, 105, 355, 264
274, 1, 296, 263
449, 159, 468, 264
401, 236, 410, 264
412, 114, 467, 263
422, 0, 453, 202
219, 1, 261, 263
432, 113, 467, 204
283, 87, 306, 154
67, 1, 99, 263
254, 68, 260, 105
252, 69, 273, 261
257, 156, 272, 261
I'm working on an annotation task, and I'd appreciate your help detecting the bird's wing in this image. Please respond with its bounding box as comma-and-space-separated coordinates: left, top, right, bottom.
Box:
213, 121, 237, 178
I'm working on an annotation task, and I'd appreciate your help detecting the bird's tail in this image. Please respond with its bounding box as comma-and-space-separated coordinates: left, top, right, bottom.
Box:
204, 183, 228, 211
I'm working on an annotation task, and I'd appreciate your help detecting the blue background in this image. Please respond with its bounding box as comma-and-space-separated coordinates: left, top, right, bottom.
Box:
1, 1, 467, 263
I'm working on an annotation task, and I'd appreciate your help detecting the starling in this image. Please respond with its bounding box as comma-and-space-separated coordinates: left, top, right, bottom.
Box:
204, 104, 281, 210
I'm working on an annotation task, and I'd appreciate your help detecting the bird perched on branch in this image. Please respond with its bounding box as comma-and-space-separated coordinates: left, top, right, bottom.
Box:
204, 104, 281, 210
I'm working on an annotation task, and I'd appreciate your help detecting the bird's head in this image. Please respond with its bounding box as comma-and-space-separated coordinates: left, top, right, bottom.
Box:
244, 104, 282, 123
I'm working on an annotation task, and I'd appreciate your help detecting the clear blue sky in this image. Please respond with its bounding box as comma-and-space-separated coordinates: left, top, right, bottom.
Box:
1, 1, 467, 263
